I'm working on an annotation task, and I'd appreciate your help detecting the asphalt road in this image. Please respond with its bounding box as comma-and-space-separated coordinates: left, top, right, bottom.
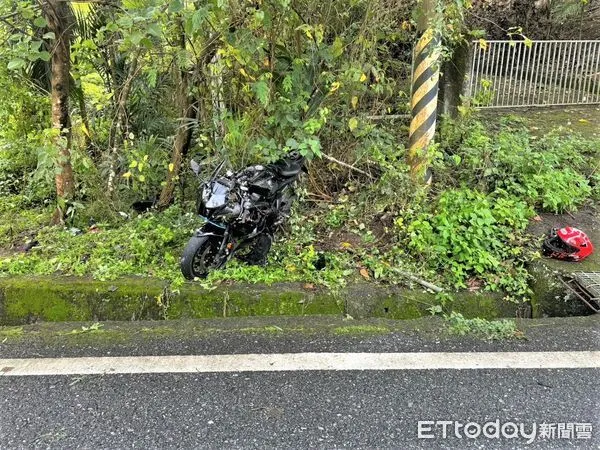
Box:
1, 316, 599, 449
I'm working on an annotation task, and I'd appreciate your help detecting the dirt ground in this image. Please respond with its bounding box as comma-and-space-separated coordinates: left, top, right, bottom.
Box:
527, 205, 599, 240
481, 104, 600, 140
527, 203, 600, 274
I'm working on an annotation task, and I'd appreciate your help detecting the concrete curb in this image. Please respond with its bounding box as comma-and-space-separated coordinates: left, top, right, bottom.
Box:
0, 276, 529, 325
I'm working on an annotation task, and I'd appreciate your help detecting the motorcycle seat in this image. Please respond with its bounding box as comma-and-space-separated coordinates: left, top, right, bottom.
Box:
272, 159, 304, 178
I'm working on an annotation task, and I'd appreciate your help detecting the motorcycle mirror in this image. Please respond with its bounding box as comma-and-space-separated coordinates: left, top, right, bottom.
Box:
190, 159, 201, 175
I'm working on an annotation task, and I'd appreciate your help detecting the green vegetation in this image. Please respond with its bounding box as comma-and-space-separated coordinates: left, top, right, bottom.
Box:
333, 325, 390, 335
444, 311, 524, 340
0, 205, 199, 285
61, 322, 104, 335
0, 0, 598, 316
238, 325, 285, 333
0, 326, 24, 337
0, 112, 597, 306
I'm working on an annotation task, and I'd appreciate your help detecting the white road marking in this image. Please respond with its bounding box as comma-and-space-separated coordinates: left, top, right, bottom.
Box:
0, 352, 598, 376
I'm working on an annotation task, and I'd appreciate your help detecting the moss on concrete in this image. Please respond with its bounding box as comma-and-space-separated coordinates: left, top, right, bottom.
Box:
451, 291, 524, 319
0, 277, 163, 325
0, 277, 344, 324
368, 295, 425, 320
169, 283, 344, 319
333, 325, 390, 335
344, 283, 521, 320
529, 259, 595, 318
0, 326, 23, 337
0, 276, 529, 325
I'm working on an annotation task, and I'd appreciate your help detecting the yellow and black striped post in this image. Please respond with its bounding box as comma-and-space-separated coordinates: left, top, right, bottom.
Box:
408, 27, 441, 184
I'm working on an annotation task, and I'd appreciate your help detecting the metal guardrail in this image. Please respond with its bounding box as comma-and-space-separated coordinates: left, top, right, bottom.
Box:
467, 40, 600, 108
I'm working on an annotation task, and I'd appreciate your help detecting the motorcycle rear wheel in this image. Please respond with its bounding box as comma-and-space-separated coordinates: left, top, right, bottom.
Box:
180, 235, 223, 280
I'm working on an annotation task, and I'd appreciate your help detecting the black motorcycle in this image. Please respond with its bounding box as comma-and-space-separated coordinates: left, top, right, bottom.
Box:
180, 151, 306, 280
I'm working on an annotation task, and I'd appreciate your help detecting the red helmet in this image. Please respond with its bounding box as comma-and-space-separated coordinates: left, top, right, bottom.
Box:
542, 227, 594, 262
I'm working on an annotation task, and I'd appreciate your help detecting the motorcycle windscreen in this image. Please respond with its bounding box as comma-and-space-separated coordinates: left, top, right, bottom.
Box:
205, 182, 229, 208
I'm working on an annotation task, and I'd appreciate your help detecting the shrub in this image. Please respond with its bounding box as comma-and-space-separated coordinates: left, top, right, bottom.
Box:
438, 116, 593, 213
406, 188, 533, 300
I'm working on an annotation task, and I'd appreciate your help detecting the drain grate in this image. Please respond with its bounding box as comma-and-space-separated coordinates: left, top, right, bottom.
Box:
574, 272, 600, 298
560, 272, 600, 313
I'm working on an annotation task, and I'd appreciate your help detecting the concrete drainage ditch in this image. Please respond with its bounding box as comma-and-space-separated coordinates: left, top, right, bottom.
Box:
0, 269, 594, 326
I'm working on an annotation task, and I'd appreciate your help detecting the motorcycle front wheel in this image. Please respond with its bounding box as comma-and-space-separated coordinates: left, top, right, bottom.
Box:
180, 235, 223, 280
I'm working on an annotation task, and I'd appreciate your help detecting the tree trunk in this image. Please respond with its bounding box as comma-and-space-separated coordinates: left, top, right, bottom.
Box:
210, 51, 226, 147
157, 37, 194, 210
44, 0, 75, 214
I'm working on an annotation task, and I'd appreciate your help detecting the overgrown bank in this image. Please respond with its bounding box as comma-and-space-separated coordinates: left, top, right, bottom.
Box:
1, 113, 598, 318
1, 0, 599, 320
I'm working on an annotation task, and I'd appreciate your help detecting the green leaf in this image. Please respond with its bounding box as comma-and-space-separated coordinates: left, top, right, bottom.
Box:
129, 31, 144, 45
146, 68, 158, 88
191, 8, 208, 32
116, 16, 133, 29
37, 51, 51, 62
33, 17, 47, 28
30, 39, 43, 51
147, 23, 162, 38
282, 75, 293, 93
82, 39, 97, 50
252, 80, 270, 107
307, 138, 321, 157
176, 48, 193, 69
332, 37, 344, 58
184, 17, 193, 35
140, 37, 153, 49
22, 8, 35, 20
348, 117, 358, 131
285, 138, 299, 149
42, 32, 55, 40
253, 9, 264, 25
105, 22, 119, 32
7, 58, 26, 71
168, 0, 184, 13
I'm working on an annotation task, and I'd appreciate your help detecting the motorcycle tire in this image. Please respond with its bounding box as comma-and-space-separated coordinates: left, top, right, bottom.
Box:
236, 233, 272, 266
180, 235, 223, 280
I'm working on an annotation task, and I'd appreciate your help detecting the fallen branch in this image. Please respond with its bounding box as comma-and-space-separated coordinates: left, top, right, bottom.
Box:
390, 268, 444, 293
365, 114, 411, 120
321, 153, 374, 179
